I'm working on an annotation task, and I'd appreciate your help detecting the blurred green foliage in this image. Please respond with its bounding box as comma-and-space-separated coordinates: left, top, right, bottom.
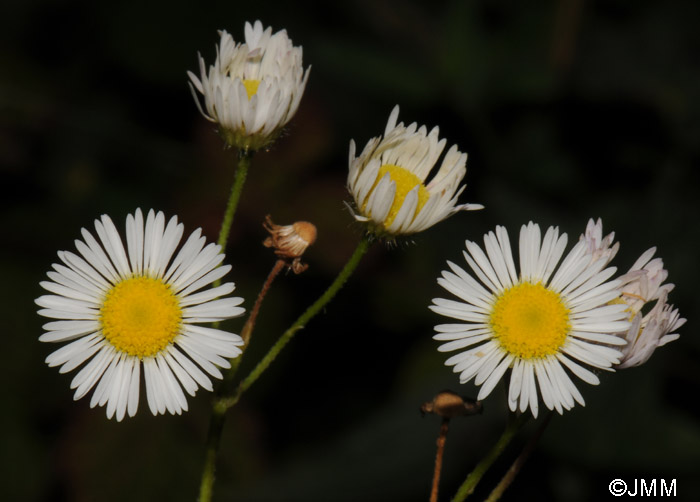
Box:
2, 0, 699, 500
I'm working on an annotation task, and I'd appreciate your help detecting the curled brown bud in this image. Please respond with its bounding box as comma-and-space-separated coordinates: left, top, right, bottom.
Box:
263, 215, 317, 273
420, 391, 482, 419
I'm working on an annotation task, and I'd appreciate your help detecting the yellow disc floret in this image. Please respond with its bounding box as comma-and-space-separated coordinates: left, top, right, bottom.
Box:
366, 164, 430, 229
489, 282, 570, 359
243, 79, 260, 99
609, 296, 642, 342
100, 276, 182, 359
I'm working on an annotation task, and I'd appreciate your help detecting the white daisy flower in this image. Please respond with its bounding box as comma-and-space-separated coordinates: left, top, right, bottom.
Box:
347, 106, 483, 237
614, 248, 685, 368
430, 222, 630, 417
36, 209, 245, 421
188, 20, 310, 151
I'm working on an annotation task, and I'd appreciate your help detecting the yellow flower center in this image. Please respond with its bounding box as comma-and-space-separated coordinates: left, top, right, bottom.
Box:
243, 79, 260, 100
609, 296, 632, 314
489, 282, 570, 359
100, 276, 182, 359
610, 296, 642, 341
367, 164, 430, 228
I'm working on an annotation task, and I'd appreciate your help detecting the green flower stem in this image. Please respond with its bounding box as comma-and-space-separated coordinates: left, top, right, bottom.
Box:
198, 408, 226, 502
452, 413, 529, 502
197, 235, 371, 502
217, 150, 252, 252
198, 150, 253, 502
220, 235, 372, 409
485, 412, 553, 502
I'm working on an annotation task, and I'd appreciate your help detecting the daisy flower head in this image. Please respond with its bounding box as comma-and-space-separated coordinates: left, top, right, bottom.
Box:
616, 292, 685, 369
36, 209, 245, 421
347, 106, 483, 238
430, 222, 631, 418
614, 248, 685, 368
188, 20, 310, 152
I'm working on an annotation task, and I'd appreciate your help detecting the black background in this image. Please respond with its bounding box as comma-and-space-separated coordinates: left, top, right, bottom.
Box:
2, 0, 699, 500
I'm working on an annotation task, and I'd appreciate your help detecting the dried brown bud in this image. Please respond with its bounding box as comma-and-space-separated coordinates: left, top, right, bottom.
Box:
263, 215, 317, 273
420, 391, 482, 419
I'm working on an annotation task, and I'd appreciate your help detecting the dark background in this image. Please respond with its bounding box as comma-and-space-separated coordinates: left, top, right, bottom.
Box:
2, 0, 699, 500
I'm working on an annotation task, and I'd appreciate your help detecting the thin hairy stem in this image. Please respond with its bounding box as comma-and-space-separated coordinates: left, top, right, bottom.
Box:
197, 235, 371, 501
224, 259, 286, 385
220, 235, 371, 409
198, 406, 226, 502
198, 149, 252, 502
217, 150, 252, 252
431, 418, 451, 502
485, 412, 553, 502
451, 413, 528, 502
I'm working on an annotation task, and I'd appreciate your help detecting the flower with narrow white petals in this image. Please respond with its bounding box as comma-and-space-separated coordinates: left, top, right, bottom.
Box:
617, 292, 685, 368
617, 247, 674, 316
188, 20, 310, 151
347, 106, 483, 237
430, 222, 630, 418
614, 248, 685, 368
580, 217, 619, 266
36, 209, 245, 421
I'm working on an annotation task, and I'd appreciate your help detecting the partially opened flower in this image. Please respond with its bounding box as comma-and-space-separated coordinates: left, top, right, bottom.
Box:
36, 209, 245, 421
188, 20, 310, 151
617, 292, 684, 368
617, 247, 674, 316
614, 248, 685, 368
579, 217, 619, 266
347, 106, 482, 237
431, 222, 630, 417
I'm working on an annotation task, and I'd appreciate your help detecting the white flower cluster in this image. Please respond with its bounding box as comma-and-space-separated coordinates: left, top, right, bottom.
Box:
580, 219, 685, 368
432, 218, 685, 417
